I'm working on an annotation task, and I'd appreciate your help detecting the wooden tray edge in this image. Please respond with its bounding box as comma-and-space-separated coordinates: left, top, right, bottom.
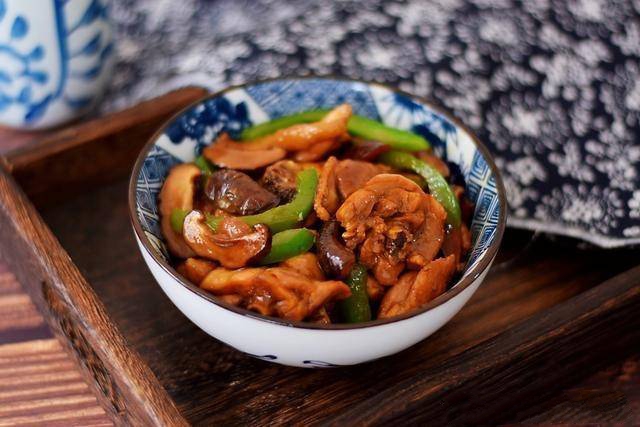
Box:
2, 87, 208, 207
0, 165, 187, 426
2, 86, 638, 424
0, 88, 207, 425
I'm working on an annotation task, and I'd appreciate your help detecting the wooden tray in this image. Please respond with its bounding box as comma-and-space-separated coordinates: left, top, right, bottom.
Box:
0, 88, 638, 426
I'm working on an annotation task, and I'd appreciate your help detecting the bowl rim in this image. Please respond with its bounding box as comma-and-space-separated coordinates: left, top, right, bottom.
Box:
128, 75, 507, 331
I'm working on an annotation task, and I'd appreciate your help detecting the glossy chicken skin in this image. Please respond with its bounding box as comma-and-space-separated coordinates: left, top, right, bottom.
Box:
279, 253, 326, 281
335, 159, 390, 200
314, 157, 389, 221
203, 133, 286, 170
336, 174, 446, 286
176, 258, 217, 284
378, 255, 456, 318
200, 264, 351, 321
253, 104, 352, 152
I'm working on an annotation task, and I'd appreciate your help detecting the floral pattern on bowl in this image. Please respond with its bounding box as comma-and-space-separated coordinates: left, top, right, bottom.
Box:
130, 78, 506, 367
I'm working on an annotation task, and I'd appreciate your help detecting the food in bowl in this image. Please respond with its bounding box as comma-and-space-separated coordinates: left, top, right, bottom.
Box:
159, 104, 474, 324
131, 78, 505, 366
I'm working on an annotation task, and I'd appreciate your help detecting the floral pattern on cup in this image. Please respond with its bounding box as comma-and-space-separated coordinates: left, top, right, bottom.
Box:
0, 0, 114, 129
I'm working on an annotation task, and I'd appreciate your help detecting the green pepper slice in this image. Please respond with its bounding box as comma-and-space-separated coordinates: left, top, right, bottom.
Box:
339, 264, 372, 323
206, 168, 319, 234
194, 155, 216, 175
258, 228, 316, 265
379, 150, 461, 227
347, 115, 429, 152
170, 208, 189, 233
240, 110, 430, 151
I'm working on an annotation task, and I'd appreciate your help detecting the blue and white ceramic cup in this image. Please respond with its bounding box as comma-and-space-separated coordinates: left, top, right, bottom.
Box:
0, 0, 114, 129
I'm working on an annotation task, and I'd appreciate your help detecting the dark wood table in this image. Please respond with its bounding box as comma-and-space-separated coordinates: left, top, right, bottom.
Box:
0, 107, 638, 425
0, 261, 637, 425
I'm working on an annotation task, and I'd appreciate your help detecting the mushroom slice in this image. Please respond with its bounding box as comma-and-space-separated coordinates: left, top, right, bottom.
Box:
159, 163, 200, 258
206, 170, 279, 215
317, 221, 355, 279
182, 211, 271, 268
378, 255, 456, 319
200, 266, 351, 321
261, 160, 303, 202
203, 133, 286, 170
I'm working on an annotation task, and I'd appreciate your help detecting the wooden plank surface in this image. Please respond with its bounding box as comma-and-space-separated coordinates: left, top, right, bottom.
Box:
0, 87, 637, 425
0, 88, 209, 426
0, 167, 188, 425
327, 264, 640, 426
37, 176, 640, 425
2, 260, 638, 425
521, 354, 640, 424
0, 265, 112, 427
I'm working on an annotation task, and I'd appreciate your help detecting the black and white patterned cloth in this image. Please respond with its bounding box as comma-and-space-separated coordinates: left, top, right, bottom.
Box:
104, 0, 640, 248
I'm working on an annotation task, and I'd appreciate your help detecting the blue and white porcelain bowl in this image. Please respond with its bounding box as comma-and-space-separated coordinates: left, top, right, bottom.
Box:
129, 78, 507, 368
0, 0, 114, 129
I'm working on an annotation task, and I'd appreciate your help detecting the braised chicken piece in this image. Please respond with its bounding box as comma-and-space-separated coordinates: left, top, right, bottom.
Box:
203, 133, 286, 169
314, 156, 340, 221
159, 164, 200, 258
366, 275, 385, 301
335, 159, 390, 199
314, 157, 390, 221
159, 103, 475, 324
176, 258, 217, 285
279, 253, 325, 281
378, 255, 456, 318
405, 194, 449, 269
252, 104, 352, 151
200, 266, 351, 321
293, 134, 350, 162
336, 174, 446, 285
